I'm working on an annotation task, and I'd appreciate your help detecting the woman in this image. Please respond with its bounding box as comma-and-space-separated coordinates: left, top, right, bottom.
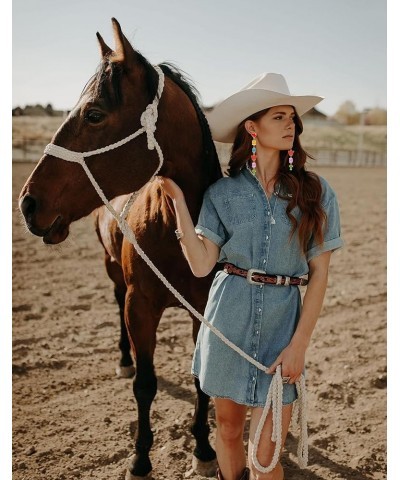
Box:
158, 73, 343, 480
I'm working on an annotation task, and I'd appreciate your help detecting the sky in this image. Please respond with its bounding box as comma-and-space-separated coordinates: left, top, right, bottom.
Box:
12, 0, 387, 117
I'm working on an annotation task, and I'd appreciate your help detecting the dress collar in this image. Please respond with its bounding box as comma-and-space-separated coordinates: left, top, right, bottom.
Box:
242, 163, 292, 199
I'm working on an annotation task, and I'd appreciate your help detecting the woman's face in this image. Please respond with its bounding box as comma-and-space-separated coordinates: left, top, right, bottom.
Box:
252, 105, 296, 151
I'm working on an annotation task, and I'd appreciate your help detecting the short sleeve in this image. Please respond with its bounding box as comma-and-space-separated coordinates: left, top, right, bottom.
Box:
306, 194, 344, 262
195, 188, 227, 247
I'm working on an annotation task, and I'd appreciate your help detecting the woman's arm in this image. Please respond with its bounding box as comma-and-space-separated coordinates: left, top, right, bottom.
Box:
291, 250, 332, 349
268, 250, 332, 383
157, 177, 220, 277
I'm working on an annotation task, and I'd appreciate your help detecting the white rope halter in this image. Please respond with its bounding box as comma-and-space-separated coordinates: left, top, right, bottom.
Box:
43, 65, 308, 473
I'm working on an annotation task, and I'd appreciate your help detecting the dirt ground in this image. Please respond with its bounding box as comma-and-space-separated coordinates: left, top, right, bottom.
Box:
12, 162, 386, 480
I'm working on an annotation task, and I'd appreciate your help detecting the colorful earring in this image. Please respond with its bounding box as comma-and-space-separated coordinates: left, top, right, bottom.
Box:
288, 149, 295, 171
250, 132, 257, 176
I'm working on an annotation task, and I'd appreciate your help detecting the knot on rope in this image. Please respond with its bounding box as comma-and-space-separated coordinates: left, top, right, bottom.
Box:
140, 103, 158, 150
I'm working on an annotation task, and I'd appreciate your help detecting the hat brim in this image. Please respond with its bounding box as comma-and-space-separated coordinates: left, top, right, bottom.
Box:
206, 89, 324, 143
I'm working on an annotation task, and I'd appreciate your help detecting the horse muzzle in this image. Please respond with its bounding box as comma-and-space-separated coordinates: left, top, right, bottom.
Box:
19, 194, 69, 244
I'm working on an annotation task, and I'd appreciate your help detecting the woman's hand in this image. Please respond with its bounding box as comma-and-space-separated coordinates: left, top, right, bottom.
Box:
156, 176, 184, 202
267, 340, 307, 384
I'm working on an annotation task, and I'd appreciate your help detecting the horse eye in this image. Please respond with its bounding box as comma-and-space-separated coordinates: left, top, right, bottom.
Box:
85, 110, 105, 124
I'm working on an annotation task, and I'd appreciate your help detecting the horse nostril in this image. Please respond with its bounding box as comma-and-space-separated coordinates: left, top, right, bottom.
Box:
20, 194, 37, 219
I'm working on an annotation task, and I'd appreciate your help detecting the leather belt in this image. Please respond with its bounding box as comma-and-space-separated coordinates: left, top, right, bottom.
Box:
223, 263, 308, 286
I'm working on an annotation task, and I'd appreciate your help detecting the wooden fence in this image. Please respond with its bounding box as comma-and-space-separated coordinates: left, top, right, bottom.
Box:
12, 137, 386, 167
12, 138, 49, 163
307, 148, 386, 167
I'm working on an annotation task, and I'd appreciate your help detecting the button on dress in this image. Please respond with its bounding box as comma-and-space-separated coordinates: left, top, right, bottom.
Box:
192, 166, 344, 406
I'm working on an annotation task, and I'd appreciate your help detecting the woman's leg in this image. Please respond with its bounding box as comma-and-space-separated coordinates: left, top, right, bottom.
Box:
214, 397, 248, 480
247, 404, 293, 480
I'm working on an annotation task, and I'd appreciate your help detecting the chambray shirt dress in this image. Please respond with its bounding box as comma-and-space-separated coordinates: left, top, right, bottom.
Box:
192, 165, 344, 406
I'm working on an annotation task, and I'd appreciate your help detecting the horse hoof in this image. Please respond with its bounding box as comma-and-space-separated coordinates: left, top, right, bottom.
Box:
192, 456, 217, 477
125, 470, 152, 480
116, 364, 135, 378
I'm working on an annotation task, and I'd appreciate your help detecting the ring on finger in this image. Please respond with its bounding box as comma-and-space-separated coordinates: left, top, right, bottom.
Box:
282, 376, 291, 384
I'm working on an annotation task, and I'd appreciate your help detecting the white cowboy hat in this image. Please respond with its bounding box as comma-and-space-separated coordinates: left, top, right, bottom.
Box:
206, 72, 324, 143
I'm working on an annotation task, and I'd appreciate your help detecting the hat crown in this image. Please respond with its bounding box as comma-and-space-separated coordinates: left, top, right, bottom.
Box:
240, 72, 291, 96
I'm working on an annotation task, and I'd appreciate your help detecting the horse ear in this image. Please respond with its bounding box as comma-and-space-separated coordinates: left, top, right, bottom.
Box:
96, 32, 112, 59
110, 17, 136, 66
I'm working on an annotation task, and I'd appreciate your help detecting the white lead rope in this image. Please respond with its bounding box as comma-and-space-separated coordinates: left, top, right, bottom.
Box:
43, 65, 308, 472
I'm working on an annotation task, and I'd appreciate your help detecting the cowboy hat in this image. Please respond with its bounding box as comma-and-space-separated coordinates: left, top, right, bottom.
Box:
206, 72, 324, 143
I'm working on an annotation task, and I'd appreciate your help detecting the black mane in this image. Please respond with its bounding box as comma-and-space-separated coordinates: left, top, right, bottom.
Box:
157, 62, 222, 185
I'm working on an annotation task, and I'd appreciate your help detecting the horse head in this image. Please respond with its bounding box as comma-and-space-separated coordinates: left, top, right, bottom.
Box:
19, 18, 219, 244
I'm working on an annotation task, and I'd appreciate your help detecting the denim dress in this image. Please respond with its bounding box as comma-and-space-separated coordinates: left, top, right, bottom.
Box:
192, 165, 344, 406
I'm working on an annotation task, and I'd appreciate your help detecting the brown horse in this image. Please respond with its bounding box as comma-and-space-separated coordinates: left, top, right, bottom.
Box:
19, 18, 222, 479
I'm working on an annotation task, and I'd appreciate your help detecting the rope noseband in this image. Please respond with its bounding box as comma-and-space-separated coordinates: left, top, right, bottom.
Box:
43, 65, 308, 472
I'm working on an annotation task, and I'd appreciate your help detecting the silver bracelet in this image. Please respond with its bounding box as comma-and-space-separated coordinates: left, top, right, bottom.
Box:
175, 229, 184, 240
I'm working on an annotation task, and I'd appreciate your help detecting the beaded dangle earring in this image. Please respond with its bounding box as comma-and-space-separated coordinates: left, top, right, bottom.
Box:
288, 149, 295, 171
250, 132, 257, 176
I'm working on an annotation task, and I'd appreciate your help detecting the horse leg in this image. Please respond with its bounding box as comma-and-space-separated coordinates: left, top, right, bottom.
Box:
190, 314, 217, 477
125, 286, 159, 480
104, 253, 135, 378
115, 285, 135, 378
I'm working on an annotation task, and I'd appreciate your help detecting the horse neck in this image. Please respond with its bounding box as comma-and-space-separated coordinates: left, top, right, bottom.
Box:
158, 76, 221, 217
164, 143, 220, 221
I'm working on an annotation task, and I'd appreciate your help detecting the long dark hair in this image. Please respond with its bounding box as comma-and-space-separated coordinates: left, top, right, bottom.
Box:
227, 108, 326, 254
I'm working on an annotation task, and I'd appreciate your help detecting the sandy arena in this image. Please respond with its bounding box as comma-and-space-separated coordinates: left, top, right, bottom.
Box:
12, 163, 386, 480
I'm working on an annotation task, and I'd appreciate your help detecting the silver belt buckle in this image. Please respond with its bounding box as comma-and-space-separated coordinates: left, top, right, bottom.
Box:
247, 268, 266, 285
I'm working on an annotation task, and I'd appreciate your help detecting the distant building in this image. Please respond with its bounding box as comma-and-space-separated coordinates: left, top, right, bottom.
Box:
303, 107, 338, 126
302, 107, 327, 120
